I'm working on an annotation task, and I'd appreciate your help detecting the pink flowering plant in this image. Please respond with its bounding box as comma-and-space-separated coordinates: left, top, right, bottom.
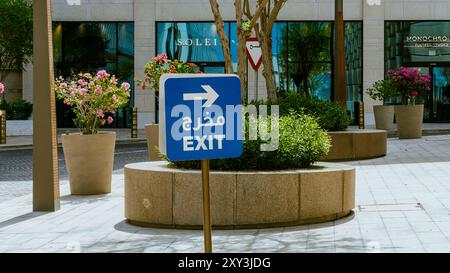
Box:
387, 67, 431, 105
139, 53, 201, 91
55, 70, 131, 135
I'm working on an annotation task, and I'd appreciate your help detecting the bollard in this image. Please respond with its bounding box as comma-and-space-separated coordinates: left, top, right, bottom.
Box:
359, 101, 365, 129
131, 107, 138, 138
0, 110, 6, 144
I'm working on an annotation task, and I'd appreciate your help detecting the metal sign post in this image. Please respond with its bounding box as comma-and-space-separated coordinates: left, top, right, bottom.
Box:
201, 159, 212, 253
246, 38, 263, 101
159, 74, 243, 253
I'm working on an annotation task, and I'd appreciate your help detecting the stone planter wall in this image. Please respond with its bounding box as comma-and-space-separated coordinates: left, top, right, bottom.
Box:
124, 161, 355, 229
325, 130, 387, 161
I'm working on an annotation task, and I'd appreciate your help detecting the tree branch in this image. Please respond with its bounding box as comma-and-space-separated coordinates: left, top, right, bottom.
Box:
209, 0, 233, 73
249, 0, 270, 28
268, 0, 286, 30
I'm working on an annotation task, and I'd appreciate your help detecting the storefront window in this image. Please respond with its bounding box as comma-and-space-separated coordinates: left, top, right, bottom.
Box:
53, 22, 134, 128
385, 21, 450, 122
156, 21, 362, 122
386, 21, 450, 70
277, 21, 362, 122
157, 22, 227, 72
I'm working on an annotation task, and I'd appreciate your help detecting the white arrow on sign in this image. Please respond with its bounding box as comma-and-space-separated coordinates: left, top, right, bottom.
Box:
183, 85, 219, 107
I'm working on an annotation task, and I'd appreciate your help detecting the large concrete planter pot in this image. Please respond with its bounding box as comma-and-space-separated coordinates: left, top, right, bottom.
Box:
373, 105, 394, 130
62, 132, 116, 195
395, 105, 424, 139
144, 124, 164, 161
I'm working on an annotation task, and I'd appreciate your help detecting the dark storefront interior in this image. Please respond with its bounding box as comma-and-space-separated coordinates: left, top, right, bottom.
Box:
53, 22, 135, 128
386, 21, 450, 122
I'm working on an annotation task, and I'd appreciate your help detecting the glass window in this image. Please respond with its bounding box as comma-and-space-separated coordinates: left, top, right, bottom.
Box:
281, 22, 333, 99
345, 22, 363, 122
53, 22, 134, 128
385, 21, 450, 69
174, 22, 224, 63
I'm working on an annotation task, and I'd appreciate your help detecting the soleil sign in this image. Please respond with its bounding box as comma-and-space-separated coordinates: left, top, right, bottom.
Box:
177, 38, 218, 47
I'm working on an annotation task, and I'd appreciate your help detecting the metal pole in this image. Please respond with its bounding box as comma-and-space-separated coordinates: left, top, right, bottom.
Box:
255, 69, 259, 102
359, 101, 365, 129
0, 110, 6, 144
201, 159, 212, 253
334, 0, 346, 108
131, 107, 138, 138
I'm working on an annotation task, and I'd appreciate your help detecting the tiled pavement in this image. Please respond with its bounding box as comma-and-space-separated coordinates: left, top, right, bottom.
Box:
1, 136, 450, 252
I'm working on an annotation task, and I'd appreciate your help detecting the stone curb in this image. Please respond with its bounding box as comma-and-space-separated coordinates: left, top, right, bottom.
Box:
0, 138, 147, 151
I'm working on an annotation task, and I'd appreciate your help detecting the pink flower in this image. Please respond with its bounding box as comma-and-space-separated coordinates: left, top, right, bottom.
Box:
0, 82, 5, 94
112, 95, 118, 104
83, 73, 92, 79
121, 82, 131, 90
110, 76, 117, 85
79, 88, 88, 94
88, 81, 95, 88
412, 91, 419, 98
95, 86, 103, 94
97, 109, 105, 118
101, 120, 106, 126
96, 70, 109, 79
107, 116, 114, 124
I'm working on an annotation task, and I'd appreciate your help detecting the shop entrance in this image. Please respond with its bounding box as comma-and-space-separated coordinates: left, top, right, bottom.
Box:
404, 65, 450, 122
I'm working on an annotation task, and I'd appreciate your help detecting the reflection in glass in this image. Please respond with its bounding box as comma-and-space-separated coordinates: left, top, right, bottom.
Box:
280, 22, 332, 98
53, 22, 134, 128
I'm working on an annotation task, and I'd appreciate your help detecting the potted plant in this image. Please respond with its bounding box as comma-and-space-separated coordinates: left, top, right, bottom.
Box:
367, 79, 398, 130
139, 53, 201, 160
55, 70, 131, 195
388, 67, 431, 139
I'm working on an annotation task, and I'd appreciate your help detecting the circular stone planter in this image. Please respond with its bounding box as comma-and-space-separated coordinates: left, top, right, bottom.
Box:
325, 129, 387, 161
124, 161, 355, 229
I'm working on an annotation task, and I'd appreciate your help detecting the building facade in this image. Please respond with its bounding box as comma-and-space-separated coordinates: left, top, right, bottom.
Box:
20, 0, 450, 128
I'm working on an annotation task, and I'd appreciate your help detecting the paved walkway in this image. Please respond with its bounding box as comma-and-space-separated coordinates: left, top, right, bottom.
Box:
0, 128, 146, 150
3, 123, 450, 151
1, 136, 450, 252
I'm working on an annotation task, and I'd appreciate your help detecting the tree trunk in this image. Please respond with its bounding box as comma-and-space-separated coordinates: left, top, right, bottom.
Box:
334, 0, 346, 108
235, 0, 248, 103
209, 0, 233, 74
256, 29, 277, 102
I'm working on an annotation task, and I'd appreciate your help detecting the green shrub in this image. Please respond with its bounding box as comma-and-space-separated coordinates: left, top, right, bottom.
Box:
251, 94, 350, 131
170, 112, 331, 171
276, 93, 351, 131
0, 99, 33, 120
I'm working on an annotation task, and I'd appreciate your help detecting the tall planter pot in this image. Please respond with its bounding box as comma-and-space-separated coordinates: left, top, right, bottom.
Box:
394, 105, 424, 139
62, 132, 116, 195
373, 105, 395, 130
